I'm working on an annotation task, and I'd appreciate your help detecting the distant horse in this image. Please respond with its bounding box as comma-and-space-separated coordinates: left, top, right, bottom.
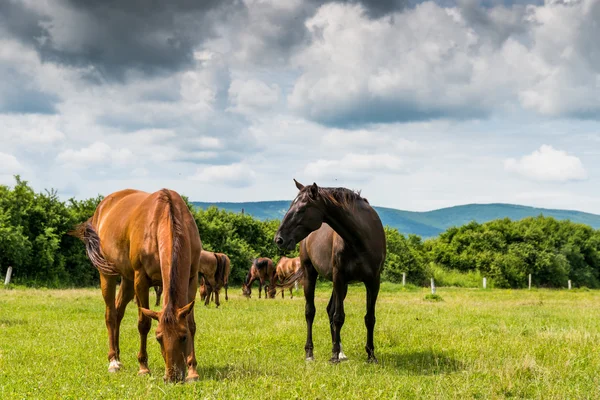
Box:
275, 256, 302, 298
70, 189, 201, 383
198, 251, 231, 307
242, 257, 276, 299
275, 180, 386, 363
154, 252, 230, 307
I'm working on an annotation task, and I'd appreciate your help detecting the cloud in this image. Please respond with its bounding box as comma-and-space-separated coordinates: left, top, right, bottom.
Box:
504, 145, 587, 182
228, 79, 280, 115
0, 0, 240, 81
0, 152, 23, 173
304, 153, 405, 182
57, 142, 134, 168
288, 1, 600, 126
189, 163, 257, 187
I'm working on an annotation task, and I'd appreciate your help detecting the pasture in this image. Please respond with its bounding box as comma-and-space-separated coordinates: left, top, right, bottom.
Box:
1, 283, 600, 399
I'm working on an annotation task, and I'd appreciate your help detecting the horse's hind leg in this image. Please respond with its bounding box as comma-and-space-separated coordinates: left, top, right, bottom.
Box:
303, 263, 318, 361
330, 277, 348, 364
364, 278, 380, 363
100, 274, 121, 372
134, 274, 152, 375
258, 281, 263, 299
114, 278, 135, 365
154, 286, 162, 307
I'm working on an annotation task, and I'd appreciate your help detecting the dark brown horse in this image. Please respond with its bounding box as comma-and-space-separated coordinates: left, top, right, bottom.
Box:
198, 251, 231, 307
70, 189, 201, 383
275, 256, 302, 298
242, 257, 276, 299
275, 180, 386, 363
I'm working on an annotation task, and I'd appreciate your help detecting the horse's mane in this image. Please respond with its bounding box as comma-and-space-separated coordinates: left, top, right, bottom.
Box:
159, 189, 183, 323
317, 186, 368, 209
244, 267, 253, 285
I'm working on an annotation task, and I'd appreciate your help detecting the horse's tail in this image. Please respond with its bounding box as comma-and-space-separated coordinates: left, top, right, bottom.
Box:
68, 221, 119, 276
276, 266, 304, 289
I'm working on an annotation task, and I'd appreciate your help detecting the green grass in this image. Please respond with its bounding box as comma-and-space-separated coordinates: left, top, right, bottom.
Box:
2, 284, 600, 399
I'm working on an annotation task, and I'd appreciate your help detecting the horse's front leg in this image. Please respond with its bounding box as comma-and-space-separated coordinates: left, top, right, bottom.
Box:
303, 264, 318, 361
100, 274, 120, 372
185, 274, 199, 382
134, 274, 152, 375
330, 275, 348, 364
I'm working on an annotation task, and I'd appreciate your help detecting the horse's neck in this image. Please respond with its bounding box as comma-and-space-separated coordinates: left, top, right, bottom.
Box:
322, 201, 369, 251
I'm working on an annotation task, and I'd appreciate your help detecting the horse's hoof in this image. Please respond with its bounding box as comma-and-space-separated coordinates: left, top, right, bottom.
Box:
138, 369, 150, 376
339, 351, 348, 361
108, 359, 121, 373
185, 374, 199, 383
367, 356, 379, 364
329, 357, 341, 364
305, 356, 314, 362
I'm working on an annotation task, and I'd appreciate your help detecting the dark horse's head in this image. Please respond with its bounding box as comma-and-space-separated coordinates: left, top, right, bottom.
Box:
275, 179, 325, 251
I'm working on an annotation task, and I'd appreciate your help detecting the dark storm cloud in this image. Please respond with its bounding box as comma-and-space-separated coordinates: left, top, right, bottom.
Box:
1, 0, 241, 81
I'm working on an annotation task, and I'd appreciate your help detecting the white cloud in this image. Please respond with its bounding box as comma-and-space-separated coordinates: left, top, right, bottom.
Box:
228, 79, 280, 115
57, 142, 134, 168
504, 145, 588, 182
0, 152, 23, 173
189, 163, 257, 187
304, 153, 405, 182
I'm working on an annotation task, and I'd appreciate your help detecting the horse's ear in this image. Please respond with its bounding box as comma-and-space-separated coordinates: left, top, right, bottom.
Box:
140, 307, 160, 321
308, 182, 319, 199
178, 300, 195, 319
293, 178, 304, 190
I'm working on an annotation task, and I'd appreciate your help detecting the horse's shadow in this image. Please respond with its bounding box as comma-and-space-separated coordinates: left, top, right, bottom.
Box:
196, 364, 264, 381
380, 350, 464, 375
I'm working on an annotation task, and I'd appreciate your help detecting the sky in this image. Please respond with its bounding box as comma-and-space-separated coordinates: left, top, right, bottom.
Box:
1, 0, 600, 213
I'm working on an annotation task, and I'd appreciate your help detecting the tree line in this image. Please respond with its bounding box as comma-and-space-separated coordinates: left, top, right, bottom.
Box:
1, 176, 599, 288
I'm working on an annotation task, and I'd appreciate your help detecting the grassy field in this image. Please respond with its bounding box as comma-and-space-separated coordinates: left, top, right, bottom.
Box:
1, 283, 600, 399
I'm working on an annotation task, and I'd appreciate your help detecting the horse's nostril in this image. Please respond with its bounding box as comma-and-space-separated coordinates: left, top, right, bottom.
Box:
275, 236, 283, 245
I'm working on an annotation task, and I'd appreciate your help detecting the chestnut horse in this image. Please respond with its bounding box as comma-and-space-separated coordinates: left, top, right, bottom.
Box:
242, 257, 276, 299
275, 256, 302, 298
275, 180, 386, 363
70, 189, 201, 383
198, 251, 231, 307
154, 252, 230, 307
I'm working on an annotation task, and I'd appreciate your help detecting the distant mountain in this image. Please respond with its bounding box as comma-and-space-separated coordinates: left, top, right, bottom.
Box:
191, 201, 600, 238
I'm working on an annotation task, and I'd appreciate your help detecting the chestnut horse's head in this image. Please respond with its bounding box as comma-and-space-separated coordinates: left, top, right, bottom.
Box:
275, 179, 325, 251
140, 301, 195, 383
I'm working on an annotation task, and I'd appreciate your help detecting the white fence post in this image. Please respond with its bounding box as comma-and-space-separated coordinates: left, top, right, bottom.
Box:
483, 277, 487, 289
4, 266, 12, 285
568, 280, 572, 290
528, 274, 532, 290
430, 278, 435, 294
402, 273, 406, 287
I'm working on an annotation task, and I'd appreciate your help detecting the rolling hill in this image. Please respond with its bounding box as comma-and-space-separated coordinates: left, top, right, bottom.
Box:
191, 201, 600, 238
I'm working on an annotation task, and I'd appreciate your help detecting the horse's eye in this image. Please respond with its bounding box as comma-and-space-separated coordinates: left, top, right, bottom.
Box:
180, 335, 188, 343
156, 335, 163, 343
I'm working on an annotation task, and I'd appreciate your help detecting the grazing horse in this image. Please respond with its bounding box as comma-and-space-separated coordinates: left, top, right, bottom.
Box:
154, 252, 230, 307
198, 251, 231, 307
275, 256, 302, 298
70, 189, 201, 383
242, 257, 276, 299
275, 180, 386, 363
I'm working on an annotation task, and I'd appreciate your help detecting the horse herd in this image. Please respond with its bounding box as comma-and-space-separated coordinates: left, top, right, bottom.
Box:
71, 179, 386, 383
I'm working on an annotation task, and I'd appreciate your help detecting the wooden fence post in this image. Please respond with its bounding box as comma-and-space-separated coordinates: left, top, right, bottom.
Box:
4, 266, 12, 285
568, 280, 572, 290
402, 273, 406, 287
528, 274, 532, 290
483, 277, 487, 289
430, 278, 435, 294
